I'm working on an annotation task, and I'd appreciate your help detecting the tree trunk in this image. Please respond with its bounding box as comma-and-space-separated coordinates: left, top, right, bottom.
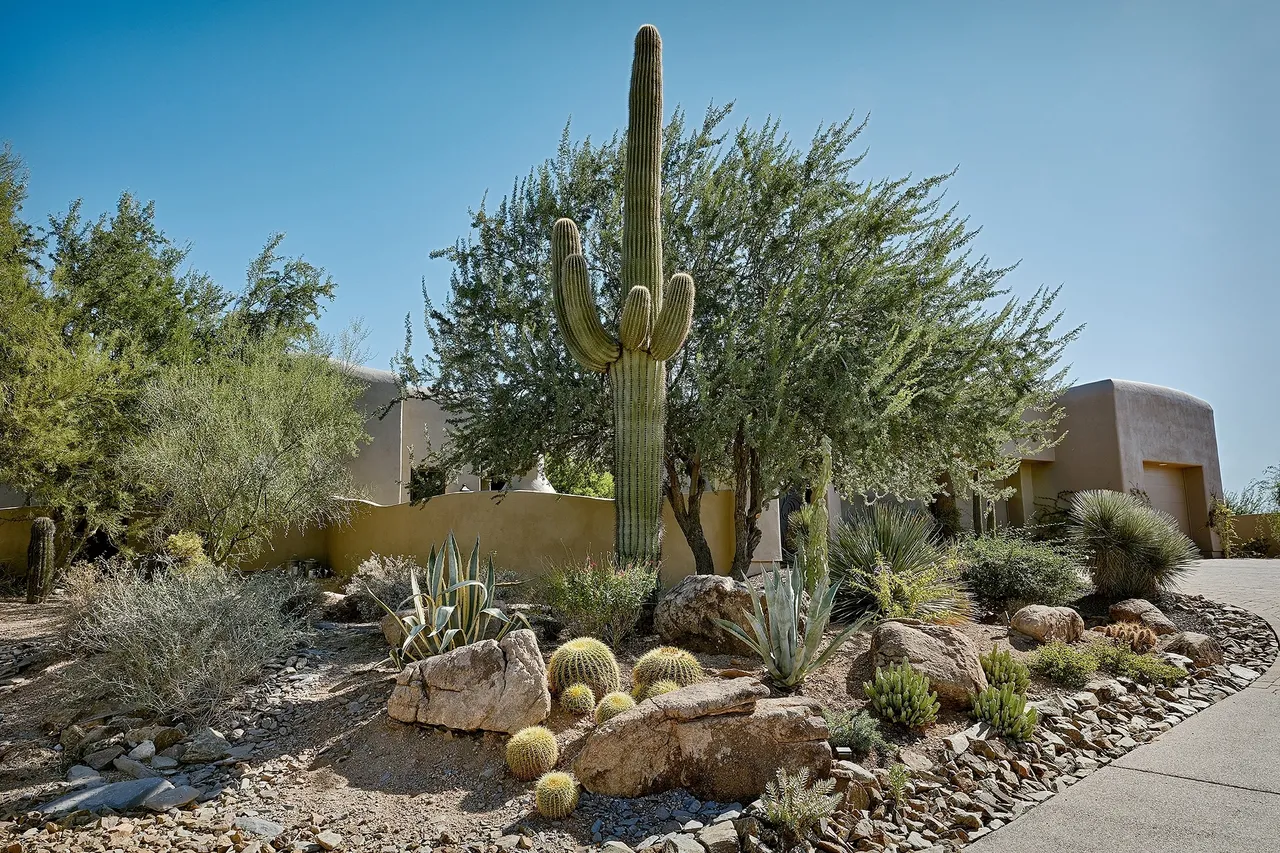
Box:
664, 451, 716, 575
731, 422, 765, 580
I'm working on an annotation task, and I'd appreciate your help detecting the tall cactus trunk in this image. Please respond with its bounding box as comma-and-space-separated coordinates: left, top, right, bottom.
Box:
550, 25, 694, 568
611, 350, 666, 563
25, 516, 55, 605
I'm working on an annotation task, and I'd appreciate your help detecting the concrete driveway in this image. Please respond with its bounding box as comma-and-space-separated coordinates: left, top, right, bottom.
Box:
967, 559, 1280, 853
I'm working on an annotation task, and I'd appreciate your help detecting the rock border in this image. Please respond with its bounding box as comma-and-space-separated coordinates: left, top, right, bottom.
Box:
642, 593, 1278, 853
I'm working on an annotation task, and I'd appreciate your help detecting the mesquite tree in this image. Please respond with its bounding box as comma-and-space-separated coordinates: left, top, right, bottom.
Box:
550, 25, 694, 564
399, 53, 1077, 577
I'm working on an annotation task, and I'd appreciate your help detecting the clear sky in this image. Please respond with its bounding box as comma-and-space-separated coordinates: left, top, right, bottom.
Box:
3, 1, 1276, 492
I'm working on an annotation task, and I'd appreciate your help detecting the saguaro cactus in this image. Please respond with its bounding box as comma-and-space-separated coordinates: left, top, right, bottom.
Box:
552, 24, 694, 565
25, 516, 55, 604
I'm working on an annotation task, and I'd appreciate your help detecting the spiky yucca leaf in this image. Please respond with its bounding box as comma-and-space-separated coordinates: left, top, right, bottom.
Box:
1069, 490, 1199, 599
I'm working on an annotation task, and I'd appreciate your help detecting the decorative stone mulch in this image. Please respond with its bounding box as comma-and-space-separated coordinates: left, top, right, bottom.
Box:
2, 593, 1276, 853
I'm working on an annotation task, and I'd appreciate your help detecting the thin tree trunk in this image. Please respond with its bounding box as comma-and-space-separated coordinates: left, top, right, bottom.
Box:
731, 422, 765, 580
664, 451, 716, 575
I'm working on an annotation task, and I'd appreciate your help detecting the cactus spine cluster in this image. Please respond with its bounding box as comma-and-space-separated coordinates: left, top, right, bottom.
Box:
559, 683, 596, 715
594, 691, 636, 725
535, 771, 579, 819
25, 516, 55, 605
506, 726, 559, 781
547, 637, 621, 698
631, 646, 703, 693
551, 24, 694, 565
633, 678, 681, 702
1094, 621, 1158, 653
979, 647, 1030, 694
971, 684, 1038, 741
864, 661, 941, 731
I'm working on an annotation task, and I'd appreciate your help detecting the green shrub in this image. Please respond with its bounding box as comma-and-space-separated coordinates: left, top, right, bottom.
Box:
1028, 640, 1098, 688
538, 554, 657, 646
1068, 490, 1199, 599
979, 647, 1030, 694
956, 532, 1084, 611
971, 684, 1038, 741
762, 767, 841, 848
343, 553, 423, 621
63, 558, 317, 720
830, 505, 971, 623
163, 531, 212, 574
864, 661, 941, 730
1089, 638, 1186, 685
370, 533, 527, 664
714, 553, 866, 689
822, 709, 889, 759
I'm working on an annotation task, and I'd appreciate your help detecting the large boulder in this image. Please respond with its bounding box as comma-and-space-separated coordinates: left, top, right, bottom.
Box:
573, 677, 831, 801
1109, 599, 1177, 635
1009, 605, 1086, 644
869, 620, 987, 707
387, 629, 550, 734
1160, 631, 1224, 667
654, 575, 756, 654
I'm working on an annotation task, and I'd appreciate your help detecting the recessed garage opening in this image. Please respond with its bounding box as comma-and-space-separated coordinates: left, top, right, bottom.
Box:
1142, 461, 1191, 536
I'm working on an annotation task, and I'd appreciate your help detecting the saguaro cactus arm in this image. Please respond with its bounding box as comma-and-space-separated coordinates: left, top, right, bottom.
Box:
552, 218, 617, 372
619, 286, 653, 350
650, 272, 694, 360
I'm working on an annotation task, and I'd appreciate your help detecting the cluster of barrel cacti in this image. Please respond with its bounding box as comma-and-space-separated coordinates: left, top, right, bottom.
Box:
863, 661, 941, 731
631, 646, 703, 695
505, 728, 580, 819
1093, 621, 1158, 653
979, 647, 1030, 694
506, 726, 559, 781
25, 517, 55, 605
550, 23, 694, 567
971, 684, 1039, 741
593, 691, 636, 725
547, 637, 621, 698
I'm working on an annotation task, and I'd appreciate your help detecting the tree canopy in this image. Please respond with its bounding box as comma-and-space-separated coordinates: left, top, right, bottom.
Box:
399, 106, 1080, 576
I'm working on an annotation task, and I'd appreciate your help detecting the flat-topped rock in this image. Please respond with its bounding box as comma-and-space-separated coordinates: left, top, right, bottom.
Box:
37, 778, 174, 816
870, 619, 988, 706
1109, 599, 1177, 635
1009, 605, 1085, 643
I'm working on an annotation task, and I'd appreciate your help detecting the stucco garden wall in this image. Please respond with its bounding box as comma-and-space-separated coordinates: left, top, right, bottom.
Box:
249, 489, 759, 585
1233, 513, 1280, 557
0, 508, 37, 577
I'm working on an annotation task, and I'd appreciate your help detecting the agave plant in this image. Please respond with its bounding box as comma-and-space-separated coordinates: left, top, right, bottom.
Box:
714, 552, 867, 689
370, 532, 527, 664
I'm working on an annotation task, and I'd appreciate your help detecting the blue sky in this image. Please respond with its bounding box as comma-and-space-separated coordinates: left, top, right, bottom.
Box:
3, 1, 1276, 492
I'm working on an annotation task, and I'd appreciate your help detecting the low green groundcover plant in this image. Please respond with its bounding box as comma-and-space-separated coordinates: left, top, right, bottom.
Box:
1030, 638, 1187, 688
956, 531, 1084, 611
1028, 640, 1098, 688
822, 709, 890, 759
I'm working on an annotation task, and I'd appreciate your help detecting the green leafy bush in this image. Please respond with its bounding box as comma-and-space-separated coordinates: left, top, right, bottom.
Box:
886, 764, 909, 810
864, 661, 941, 730
1089, 638, 1186, 685
371, 533, 527, 664
979, 647, 1030, 694
63, 558, 317, 720
714, 554, 866, 689
956, 532, 1084, 611
1028, 640, 1098, 688
830, 505, 971, 623
971, 684, 1038, 741
1068, 490, 1199, 599
762, 767, 841, 848
822, 709, 889, 759
538, 554, 657, 646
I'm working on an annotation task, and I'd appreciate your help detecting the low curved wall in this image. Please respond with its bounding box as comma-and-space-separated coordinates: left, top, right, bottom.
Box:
249, 490, 743, 585
1233, 513, 1280, 557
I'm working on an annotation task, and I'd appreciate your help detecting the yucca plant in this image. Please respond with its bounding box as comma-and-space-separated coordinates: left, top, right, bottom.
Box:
714, 553, 866, 690
1068, 490, 1199, 600
370, 532, 527, 664
830, 505, 971, 624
